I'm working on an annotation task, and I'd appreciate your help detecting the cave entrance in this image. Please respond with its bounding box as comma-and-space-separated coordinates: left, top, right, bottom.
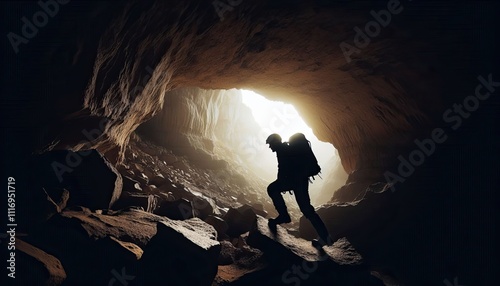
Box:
239, 89, 339, 205
137, 87, 345, 208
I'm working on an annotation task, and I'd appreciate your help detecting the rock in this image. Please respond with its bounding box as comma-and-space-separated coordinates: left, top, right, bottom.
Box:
240, 203, 268, 218
204, 215, 229, 239
16, 238, 67, 286
112, 191, 158, 213
247, 217, 381, 285
93, 236, 143, 279
299, 187, 396, 250
20, 187, 69, 232
137, 220, 221, 286
122, 175, 142, 192
172, 160, 190, 172
149, 173, 167, 187
160, 152, 177, 164
223, 207, 257, 237
182, 217, 218, 241
32, 149, 122, 210
191, 195, 217, 219
133, 163, 144, 173
154, 198, 194, 220
136, 172, 149, 184
27, 208, 219, 285
218, 240, 236, 265
156, 191, 175, 202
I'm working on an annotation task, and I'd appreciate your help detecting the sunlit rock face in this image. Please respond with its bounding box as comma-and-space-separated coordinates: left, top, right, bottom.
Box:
137, 88, 256, 165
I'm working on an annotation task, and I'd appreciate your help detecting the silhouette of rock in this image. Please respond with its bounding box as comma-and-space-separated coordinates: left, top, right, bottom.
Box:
31, 150, 122, 210
25, 208, 219, 284
21, 187, 69, 232
16, 238, 66, 286
192, 195, 217, 219
154, 198, 194, 220
299, 186, 396, 250
205, 215, 229, 240
149, 173, 167, 187
223, 207, 257, 237
138, 220, 220, 286
246, 217, 383, 285
122, 175, 142, 192
112, 191, 158, 213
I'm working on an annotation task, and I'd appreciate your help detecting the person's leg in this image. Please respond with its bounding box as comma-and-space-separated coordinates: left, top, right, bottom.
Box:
267, 180, 291, 223
293, 179, 332, 246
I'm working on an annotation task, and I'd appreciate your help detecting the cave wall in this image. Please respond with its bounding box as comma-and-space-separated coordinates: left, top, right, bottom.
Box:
2, 1, 495, 192
26, 1, 447, 174
136, 87, 259, 166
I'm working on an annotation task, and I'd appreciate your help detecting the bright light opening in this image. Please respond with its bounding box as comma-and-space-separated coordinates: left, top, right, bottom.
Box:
240, 89, 335, 162
241, 90, 317, 141
240, 89, 340, 205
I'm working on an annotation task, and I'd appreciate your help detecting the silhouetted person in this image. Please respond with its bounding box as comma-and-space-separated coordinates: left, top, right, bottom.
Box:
266, 133, 333, 247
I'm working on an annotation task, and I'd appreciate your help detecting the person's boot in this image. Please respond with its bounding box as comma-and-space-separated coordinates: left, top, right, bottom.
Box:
268, 213, 291, 226
311, 235, 335, 248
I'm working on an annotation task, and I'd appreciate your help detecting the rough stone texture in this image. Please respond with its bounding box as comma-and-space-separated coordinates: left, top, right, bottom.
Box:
205, 215, 229, 240
16, 238, 67, 286
250, 217, 362, 265
246, 217, 382, 285
299, 185, 397, 249
138, 220, 220, 286
112, 191, 158, 213
25, 208, 218, 285
154, 198, 194, 220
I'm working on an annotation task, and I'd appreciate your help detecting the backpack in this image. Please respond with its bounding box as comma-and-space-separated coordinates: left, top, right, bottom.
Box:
288, 133, 322, 182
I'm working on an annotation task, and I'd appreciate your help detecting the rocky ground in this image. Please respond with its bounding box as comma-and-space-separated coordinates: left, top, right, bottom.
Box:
5, 133, 387, 286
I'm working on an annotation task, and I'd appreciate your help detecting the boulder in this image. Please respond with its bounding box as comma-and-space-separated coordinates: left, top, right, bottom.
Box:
138, 220, 221, 286
182, 217, 218, 241
218, 240, 236, 265
26, 208, 219, 285
223, 207, 257, 237
191, 195, 217, 219
247, 217, 382, 285
239, 203, 267, 219
112, 191, 158, 213
31, 149, 122, 210
299, 186, 397, 250
16, 238, 67, 286
154, 198, 194, 220
149, 173, 167, 187
204, 215, 229, 239
122, 175, 142, 192
22, 187, 69, 232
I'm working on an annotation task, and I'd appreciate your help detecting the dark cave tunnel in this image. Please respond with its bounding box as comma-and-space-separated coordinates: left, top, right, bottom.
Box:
1, 1, 499, 285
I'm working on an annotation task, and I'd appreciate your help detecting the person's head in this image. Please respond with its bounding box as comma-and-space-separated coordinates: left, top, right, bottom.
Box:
266, 133, 282, 152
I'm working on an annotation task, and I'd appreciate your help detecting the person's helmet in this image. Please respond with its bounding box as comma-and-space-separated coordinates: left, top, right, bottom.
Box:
266, 133, 282, 144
